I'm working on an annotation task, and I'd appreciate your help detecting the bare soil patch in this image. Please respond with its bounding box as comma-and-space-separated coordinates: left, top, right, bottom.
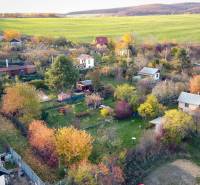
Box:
144, 159, 200, 185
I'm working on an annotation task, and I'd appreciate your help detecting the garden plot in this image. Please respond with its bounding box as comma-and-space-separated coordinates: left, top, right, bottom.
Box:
144, 159, 200, 185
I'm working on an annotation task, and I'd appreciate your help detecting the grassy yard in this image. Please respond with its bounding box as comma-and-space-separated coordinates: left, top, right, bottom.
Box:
41, 96, 146, 161
1, 14, 200, 43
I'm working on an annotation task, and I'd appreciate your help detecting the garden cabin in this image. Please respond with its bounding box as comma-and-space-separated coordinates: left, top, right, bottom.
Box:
76, 80, 93, 92
95, 37, 108, 48
178, 92, 200, 114
10, 39, 22, 47
58, 92, 71, 102
0, 65, 36, 77
77, 54, 94, 69
138, 67, 160, 80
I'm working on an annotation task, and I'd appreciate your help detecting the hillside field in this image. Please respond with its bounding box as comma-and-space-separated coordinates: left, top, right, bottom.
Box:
0, 14, 200, 43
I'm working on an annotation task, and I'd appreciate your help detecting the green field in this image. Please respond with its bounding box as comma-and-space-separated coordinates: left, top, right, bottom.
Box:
1, 14, 200, 43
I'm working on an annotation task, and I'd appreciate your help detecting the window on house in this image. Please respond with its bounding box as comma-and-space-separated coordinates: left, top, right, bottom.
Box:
185, 103, 189, 108
156, 73, 159, 78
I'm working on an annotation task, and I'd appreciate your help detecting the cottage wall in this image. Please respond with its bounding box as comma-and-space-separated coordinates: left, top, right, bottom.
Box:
179, 102, 199, 113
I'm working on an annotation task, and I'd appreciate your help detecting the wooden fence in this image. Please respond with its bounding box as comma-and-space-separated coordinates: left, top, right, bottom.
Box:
9, 147, 46, 185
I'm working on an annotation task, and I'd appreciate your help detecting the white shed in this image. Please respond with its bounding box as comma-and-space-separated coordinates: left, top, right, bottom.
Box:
138, 67, 160, 80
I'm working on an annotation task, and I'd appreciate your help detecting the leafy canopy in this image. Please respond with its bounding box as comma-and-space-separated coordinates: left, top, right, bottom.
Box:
114, 84, 135, 102
2, 83, 40, 124
45, 55, 79, 91
55, 127, 93, 166
162, 109, 193, 144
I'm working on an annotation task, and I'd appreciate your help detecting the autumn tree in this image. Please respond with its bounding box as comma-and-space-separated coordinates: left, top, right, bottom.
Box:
160, 109, 193, 144
138, 95, 165, 120
86, 69, 102, 91
176, 48, 191, 70
122, 33, 134, 46
152, 80, 187, 105
55, 127, 93, 166
2, 83, 40, 124
85, 93, 102, 109
45, 55, 79, 91
114, 84, 135, 102
28, 120, 58, 167
3, 30, 21, 41
68, 160, 98, 185
190, 75, 200, 94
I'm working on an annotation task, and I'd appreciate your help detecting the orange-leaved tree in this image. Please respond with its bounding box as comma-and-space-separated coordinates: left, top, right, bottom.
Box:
190, 75, 200, 94
28, 120, 58, 167
2, 83, 40, 124
3, 30, 21, 41
55, 126, 93, 166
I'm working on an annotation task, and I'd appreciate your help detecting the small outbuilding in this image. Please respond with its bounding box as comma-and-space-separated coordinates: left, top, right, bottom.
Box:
77, 54, 94, 69
10, 39, 22, 47
76, 80, 93, 92
178, 92, 200, 114
138, 67, 160, 80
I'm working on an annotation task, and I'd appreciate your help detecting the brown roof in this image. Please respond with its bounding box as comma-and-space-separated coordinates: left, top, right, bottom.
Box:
0, 65, 35, 73
96, 37, 108, 46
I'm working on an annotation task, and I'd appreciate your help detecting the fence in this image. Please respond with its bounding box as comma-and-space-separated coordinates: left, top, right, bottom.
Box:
9, 147, 46, 185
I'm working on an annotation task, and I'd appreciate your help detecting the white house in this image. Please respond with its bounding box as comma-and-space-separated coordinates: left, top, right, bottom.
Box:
138, 67, 160, 80
10, 39, 22, 47
178, 92, 200, 114
77, 54, 94, 69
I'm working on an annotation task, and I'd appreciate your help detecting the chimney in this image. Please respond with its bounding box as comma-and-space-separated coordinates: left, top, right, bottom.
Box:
6, 59, 8, 68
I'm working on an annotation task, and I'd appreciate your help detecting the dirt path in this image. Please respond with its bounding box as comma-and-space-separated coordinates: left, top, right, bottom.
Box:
144, 159, 200, 185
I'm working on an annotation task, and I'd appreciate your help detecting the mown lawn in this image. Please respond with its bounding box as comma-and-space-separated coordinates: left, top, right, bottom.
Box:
41, 97, 146, 161
1, 14, 200, 43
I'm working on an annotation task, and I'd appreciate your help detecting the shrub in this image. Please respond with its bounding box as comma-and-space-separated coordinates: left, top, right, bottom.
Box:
114, 101, 132, 119
190, 75, 200, 94
100, 108, 110, 118
85, 94, 102, 109
138, 95, 165, 120
114, 84, 135, 102
28, 120, 58, 167
101, 84, 115, 98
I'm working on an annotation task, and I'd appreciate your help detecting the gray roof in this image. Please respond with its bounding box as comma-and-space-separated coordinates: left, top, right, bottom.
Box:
150, 117, 163, 125
80, 80, 92, 86
138, 67, 159, 75
178, 92, 200, 106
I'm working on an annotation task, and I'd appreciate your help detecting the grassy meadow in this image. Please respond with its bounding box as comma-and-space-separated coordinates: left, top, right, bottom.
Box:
0, 14, 200, 43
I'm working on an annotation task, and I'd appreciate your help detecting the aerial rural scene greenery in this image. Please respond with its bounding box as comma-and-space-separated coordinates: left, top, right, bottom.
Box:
0, 1, 200, 185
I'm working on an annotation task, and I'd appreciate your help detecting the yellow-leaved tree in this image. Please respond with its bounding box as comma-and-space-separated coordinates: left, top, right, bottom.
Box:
3, 30, 21, 41
162, 109, 193, 144
138, 94, 165, 120
55, 127, 93, 166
